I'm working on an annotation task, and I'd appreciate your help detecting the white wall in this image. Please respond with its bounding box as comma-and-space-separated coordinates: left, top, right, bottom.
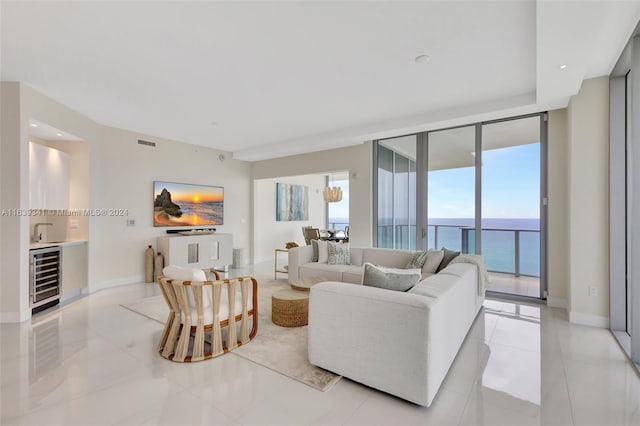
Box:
547, 108, 570, 309
0, 82, 252, 321
0, 82, 27, 321
567, 77, 610, 327
251, 143, 372, 257
253, 174, 326, 263
89, 125, 251, 291
546, 78, 610, 326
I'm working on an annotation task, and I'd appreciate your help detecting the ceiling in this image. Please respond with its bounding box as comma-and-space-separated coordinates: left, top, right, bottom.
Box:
28, 119, 84, 142
2, 1, 639, 161
380, 115, 540, 170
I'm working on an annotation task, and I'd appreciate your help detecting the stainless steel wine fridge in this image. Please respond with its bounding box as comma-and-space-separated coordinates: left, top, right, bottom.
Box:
29, 246, 62, 313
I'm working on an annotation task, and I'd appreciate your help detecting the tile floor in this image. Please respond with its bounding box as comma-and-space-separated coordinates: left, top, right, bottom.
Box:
486, 272, 540, 298
1, 262, 639, 426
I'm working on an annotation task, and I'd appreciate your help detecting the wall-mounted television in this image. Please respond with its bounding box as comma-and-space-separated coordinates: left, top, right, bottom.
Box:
153, 181, 224, 227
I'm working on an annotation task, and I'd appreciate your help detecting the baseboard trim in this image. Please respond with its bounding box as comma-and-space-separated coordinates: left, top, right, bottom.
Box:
60, 289, 83, 303
547, 297, 567, 309
89, 275, 144, 293
569, 311, 610, 328
0, 309, 30, 323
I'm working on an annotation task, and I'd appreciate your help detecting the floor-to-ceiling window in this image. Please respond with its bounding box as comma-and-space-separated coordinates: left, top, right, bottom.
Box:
481, 117, 542, 297
375, 136, 416, 250
610, 27, 640, 366
374, 113, 547, 299
427, 125, 476, 254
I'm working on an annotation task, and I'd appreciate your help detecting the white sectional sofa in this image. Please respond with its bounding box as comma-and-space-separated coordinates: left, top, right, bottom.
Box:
288, 245, 485, 407
287, 245, 443, 284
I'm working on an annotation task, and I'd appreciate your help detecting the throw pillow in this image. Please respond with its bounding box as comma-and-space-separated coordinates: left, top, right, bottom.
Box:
162, 265, 211, 308
406, 250, 428, 269
311, 239, 319, 262
162, 265, 207, 282
317, 240, 329, 263
328, 242, 351, 265
361, 263, 421, 292
422, 249, 444, 274
436, 247, 461, 272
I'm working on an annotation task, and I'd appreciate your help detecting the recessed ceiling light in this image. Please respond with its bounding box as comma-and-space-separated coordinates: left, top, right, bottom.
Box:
559, 64, 568, 70
210, 121, 218, 126
415, 54, 430, 64
30, 123, 38, 127
56, 133, 63, 137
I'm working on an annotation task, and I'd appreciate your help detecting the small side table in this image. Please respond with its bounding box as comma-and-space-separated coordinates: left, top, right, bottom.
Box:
274, 248, 288, 280
272, 289, 309, 327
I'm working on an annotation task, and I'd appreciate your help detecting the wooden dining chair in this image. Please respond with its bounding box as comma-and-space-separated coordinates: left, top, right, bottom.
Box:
303, 227, 321, 245
343, 226, 349, 243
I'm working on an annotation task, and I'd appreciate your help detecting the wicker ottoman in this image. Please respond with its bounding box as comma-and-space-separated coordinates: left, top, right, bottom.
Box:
272, 289, 309, 327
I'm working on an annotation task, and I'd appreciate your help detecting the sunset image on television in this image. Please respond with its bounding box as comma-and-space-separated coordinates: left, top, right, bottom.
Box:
153, 181, 224, 227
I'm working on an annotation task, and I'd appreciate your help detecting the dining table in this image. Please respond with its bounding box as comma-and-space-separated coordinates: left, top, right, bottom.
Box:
320, 229, 347, 243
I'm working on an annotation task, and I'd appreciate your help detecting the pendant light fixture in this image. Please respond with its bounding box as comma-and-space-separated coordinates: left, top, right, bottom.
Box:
323, 175, 343, 203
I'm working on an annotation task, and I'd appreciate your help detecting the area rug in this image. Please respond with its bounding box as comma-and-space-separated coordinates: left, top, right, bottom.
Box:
121, 279, 341, 391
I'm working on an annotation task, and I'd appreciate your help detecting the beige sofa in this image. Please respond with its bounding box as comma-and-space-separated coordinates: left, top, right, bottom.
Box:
288, 245, 486, 407
287, 245, 442, 285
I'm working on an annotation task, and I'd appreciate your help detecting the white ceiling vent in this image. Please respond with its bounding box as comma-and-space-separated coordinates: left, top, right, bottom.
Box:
137, 139, 156, 147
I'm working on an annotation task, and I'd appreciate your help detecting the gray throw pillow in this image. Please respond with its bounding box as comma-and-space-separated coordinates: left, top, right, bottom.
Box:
328, 242, 350, 265
422, 249, 444, 274
311, 239, 319, 262
362, 263, 421, 292
406, 250, 428, 269
436, 247, 460, 272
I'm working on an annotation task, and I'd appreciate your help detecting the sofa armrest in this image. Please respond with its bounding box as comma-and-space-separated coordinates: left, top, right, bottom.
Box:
308, 282, 437, 406
287, 245, 314, 284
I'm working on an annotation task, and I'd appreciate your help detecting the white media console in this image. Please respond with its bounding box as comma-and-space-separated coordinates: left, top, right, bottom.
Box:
157, 233, 233, 271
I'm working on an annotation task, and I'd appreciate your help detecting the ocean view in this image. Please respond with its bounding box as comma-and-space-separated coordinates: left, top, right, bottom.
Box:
332, 217, 541, 277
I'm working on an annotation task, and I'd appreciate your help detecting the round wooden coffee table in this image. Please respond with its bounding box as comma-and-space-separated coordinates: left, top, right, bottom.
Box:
272, 289, 309, 327
289, 276, 331, 292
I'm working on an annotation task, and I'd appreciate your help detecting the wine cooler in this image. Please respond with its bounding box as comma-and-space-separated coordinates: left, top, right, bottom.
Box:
29, 246, 62, 313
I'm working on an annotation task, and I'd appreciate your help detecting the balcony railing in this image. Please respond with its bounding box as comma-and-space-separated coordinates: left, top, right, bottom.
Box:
328, 221, 349, 232
377, 224, 540, 278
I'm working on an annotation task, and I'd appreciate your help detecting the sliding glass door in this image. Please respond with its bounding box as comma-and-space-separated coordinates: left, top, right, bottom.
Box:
374, 113, 547, 299
481, 117, 542, 297
427, 126, 476, 254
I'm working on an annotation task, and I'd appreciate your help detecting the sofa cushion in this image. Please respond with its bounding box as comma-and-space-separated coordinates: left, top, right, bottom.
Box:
422, 249, 444, 274
406, 251, 428, 269
328, 242, 351, 265
363, 248, 415, 269
311, 240, 320, 262
362, 263, 421, 292
342, 265, 364, 284
317, 240, 329, 263
300, 263, 348, 282
436, 247, 460, 272
408, 273, 459, 299
350, 248, 364, 266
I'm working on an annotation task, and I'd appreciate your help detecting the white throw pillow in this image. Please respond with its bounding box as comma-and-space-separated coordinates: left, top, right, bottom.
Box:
162, 265, 207, 282
422, 249, 444, 274
361, 263, 421, 292
162, 265, 211, 309
328, 242, 350, 265
317, 240, 329, 263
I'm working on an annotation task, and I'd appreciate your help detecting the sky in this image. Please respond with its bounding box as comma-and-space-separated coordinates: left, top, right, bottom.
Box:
428, 142, 540, 219
327, 179, 349, 221
328, 142, 541, 222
